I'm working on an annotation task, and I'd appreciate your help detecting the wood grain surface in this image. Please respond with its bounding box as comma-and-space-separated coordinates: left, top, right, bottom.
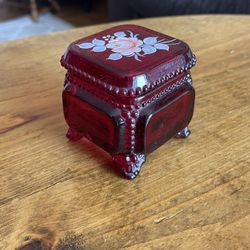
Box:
0, 15, 250, 250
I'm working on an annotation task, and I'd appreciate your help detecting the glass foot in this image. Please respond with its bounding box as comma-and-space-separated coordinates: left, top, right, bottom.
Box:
66, 128, 83, 141
175, 127, 191, 139
113, 153, 146, 180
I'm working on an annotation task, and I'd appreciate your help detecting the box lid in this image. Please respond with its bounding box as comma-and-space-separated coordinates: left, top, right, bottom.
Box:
61, 24, 196, 97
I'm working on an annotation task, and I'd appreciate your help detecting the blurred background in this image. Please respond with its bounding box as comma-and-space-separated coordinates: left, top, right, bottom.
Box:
0, 0, 249, 42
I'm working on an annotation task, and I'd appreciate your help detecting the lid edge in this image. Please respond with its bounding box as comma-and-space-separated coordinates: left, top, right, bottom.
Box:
60, 54, 196, 97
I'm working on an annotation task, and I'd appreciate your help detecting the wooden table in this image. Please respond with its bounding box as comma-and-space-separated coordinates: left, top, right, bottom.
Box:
0, 15, 249, 250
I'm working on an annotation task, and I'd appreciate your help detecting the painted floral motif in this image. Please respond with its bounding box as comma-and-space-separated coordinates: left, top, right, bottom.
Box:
77, 31, 179, 62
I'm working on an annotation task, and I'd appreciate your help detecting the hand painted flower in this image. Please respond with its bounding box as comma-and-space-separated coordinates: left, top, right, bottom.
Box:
77, 31, 179, 61
106, 37, 143, 56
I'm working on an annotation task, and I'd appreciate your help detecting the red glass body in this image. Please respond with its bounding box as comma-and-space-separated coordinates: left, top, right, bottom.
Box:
61, 25, 196, 179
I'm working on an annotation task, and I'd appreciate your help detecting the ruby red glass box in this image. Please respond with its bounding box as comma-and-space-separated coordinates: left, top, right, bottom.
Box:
61, 24, 196, 179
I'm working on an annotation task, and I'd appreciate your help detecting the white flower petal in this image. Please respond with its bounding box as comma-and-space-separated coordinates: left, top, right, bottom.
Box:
77, 42, 94, 49
92, 46, 106, 52
143, 37, 158, 45
142, 45, 157, 55
121, 47, 142, 56
107, 53, 122, 60
154, 43, 169, 51
92, 38, 105, 46
114, 31, 126, 37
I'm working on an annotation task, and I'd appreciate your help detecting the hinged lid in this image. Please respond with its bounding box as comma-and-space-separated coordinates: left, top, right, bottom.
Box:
61, 24, 196, 97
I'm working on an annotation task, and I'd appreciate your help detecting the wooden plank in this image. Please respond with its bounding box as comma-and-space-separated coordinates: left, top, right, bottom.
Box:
0, 15, 249, 249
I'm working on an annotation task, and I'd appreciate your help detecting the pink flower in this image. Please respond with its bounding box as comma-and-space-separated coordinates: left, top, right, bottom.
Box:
106, 37, 143, 56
